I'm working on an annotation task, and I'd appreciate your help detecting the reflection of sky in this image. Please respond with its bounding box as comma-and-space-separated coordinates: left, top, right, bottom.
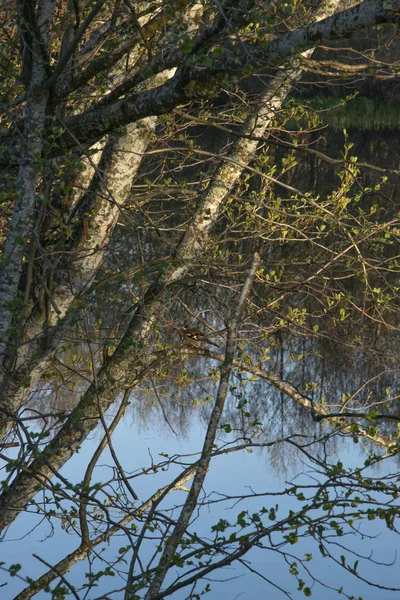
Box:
2, 407, 400, 600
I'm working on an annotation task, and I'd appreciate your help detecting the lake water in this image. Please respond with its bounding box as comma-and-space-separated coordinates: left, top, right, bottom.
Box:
2, 121, 400, 600
2, 389, 400, 600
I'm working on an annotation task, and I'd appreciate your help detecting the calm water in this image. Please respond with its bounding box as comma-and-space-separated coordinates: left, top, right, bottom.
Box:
2, 124, 400, 599
2, 391, 400, 600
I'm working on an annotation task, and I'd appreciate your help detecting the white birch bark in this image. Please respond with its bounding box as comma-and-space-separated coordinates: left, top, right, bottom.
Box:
14, 466, 197, 600
0, 0, 380, 535
0, 85, 169, 441
0, 0, 56, 367
43, 0, 400, 153
0, 0, 397, 168
0, 56, 324, 532
0, 5, 205, 440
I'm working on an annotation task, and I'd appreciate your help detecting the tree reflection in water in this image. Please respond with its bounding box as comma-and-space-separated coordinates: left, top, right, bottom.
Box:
1, 1, 400, 596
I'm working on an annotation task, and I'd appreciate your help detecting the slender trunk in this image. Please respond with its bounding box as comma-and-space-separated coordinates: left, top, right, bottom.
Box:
0, 0, 56, 367
143, 255, 259, 599
0, 0, 345, 536
0, 118, 157, 440
0, 69, 303, 532
0, 0, 203, 440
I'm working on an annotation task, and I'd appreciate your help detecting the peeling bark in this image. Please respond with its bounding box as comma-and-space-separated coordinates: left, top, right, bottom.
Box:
0, 117, 158, 440
0, 0, 56, 367
30, 0, 400, 154
0, 56, 325, 531
0, 0, 394, 543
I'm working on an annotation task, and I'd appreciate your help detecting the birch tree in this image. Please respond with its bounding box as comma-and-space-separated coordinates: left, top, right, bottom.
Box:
0, 0, 400, 597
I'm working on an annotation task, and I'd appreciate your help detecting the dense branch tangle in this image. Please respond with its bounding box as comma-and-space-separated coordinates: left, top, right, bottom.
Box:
0, 0, 400, 598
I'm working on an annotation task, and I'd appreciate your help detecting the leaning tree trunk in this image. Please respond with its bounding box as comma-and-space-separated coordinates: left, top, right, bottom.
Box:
0, 1, 203, 441
0, 0, 378, 534
0, 54, 330, 532
0, 115, 158, 441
